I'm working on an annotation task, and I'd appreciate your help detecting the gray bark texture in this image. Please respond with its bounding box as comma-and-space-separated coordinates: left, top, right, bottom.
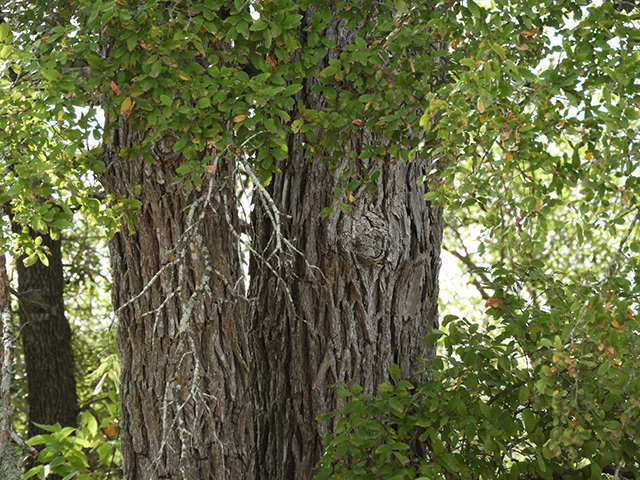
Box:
16, 232, 78, 439
249, 8, 443, 480
100, 124, 254, 479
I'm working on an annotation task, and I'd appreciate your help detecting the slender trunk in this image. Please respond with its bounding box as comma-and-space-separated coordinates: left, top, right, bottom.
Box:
250, 9, 443, 479
0, 254, 20, 479
17, 231, 78, 438
100, 122, 253, 479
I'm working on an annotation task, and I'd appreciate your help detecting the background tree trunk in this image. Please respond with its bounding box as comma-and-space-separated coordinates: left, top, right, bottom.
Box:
100, 122, 254, 479
249, 9, 443, 479
17, 231, 78, 438
0, 254, 20, 480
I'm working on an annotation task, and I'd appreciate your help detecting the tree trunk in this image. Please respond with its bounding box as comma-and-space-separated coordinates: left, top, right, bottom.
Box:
0, 254, 20, 480
17, 231, 78, 438
249, 10, 443, 480
100, 122, 254, 479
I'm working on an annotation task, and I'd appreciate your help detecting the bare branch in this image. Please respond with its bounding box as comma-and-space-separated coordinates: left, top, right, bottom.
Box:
442, 245, 492, 300
609, 206, 640, 276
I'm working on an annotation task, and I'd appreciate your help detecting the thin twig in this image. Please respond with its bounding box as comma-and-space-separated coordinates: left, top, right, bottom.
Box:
609, 206, 640, 276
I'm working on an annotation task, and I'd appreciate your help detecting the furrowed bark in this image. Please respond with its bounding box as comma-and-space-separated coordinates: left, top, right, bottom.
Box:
17, 231, 78, 438
249, 7, 443, 479
100, 123, 253, 479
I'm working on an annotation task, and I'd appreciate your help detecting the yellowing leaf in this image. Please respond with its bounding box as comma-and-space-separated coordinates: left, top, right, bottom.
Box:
110, 81, 120, 95
585, 152, 593, 161
120, 96, 133, 117
419, 112, 430, 130
234, 114, 247, 122
351, 118, 363, 125
348, 191, 354, 202
477, 99, 485, 113
291, 118, 304, 133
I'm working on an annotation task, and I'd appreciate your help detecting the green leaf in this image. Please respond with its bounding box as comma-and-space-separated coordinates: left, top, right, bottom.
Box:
394, 0, 408, 13
467, 0, 481, 17
522, 409, 536, 433
490, 42, 506, 59
378, 382, 394, 393
283, 84, 302, 96
337, 386, 351, 399
389, 397, 404, 413
82, 411, 98, 438
176, 162, 193, 174
388, 363, 401, 382
283, 14, 303, 29
41, 68, 61, 81
0, 22, 10, 42
127, 35, 137, 52
319, 206, 333, 218
26, 434, 49, 446
250, 20, 269, 31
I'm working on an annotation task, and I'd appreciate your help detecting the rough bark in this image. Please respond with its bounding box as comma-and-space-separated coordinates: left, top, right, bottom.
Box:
17, 232, 78, 438
249, 10, 443, 480
100, 122, 253, 479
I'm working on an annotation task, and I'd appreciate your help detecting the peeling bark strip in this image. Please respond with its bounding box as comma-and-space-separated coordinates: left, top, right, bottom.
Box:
100, 121, 253, 479
249, 7, 443, 479
17, 231, 78, 439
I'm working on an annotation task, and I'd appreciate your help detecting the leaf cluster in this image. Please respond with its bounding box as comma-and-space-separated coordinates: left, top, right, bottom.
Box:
317, 264, 640, 480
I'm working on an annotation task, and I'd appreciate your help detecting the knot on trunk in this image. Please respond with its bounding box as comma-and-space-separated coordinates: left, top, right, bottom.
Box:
338, 210, 388, 265
150, 132, 180, 162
